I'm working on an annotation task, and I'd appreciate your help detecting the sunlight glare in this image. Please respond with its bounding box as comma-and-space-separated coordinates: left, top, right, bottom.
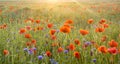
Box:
45, 0, 59, 2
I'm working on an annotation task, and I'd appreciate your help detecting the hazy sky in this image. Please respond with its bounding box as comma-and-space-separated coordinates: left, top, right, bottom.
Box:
0, 0, 90, 2
0, 0, 118, 2
0, 0, 77, 1
0, 0, 116, 1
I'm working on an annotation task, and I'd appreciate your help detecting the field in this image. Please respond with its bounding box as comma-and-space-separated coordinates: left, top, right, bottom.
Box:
0, 1, 120, 64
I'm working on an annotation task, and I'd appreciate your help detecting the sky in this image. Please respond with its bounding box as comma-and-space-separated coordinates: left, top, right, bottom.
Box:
0, 0, 90, 2
0, 0, 118, 2
0, 0, 82, 1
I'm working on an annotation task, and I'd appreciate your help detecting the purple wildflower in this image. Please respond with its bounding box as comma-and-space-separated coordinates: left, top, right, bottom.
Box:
92, 59, 96, 63
85, 41, 91, 45
50, 59, 58, 64
38, 55, 43, 60
28, 50, 33, 54
64, 50, 69, 54
24, 48, 28, 51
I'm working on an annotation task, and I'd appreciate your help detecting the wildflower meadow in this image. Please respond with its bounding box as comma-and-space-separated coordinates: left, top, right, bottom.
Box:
0, 0, 120, 64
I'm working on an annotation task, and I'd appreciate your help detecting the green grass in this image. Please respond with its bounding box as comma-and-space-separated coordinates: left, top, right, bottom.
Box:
0, 1, 120, 64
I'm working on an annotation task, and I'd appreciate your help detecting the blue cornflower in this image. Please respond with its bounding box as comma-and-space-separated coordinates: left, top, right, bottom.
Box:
28, 50, 33, 54
38, 55, 43, 60
50, 59, 58, 64
24, 48, 28, 51
85, 41, 91, 45
92, 59, 96, 63
64, 50, 69, 54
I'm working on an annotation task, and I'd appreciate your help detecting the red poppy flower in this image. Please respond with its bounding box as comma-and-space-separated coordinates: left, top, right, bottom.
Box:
47, 23, 53, 28
74, 39, 80, 45
87, 19, 93, 24
65, 20, 73, 24
95, 27, 104, 32
36, 20, 40, 24
74, 51, 80, 59
50, 29, 56, 35
101, 35, 107, 42
60, 26, 71, 33
103, 24, 109, 28
3, 50, 9, 55
68, 43, 75, 51
25, 33, 31, 38
25, 26, 32, 31
109, 40, 118, 47
46, 51, 51, 57
98, 45, 107, 53
26, 42, 31, 46
58, 47, 64, 53
63, 23, 71, 28
37, 26, 44, 31
80, 29, 89, 36
19, 28, 26, 34
3, 24, 7, 28
31, 39, 36, 45
51, 35, 56, 40
108, 47, 117, 55
99, 19, 106, 24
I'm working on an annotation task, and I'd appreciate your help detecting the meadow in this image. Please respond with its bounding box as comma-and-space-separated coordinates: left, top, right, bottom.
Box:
0, 1, 120, 64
